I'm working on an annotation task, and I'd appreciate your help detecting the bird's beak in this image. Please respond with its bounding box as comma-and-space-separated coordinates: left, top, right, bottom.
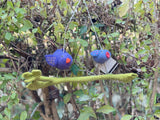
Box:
66, 58, 71, 63
106, 52, 110, 58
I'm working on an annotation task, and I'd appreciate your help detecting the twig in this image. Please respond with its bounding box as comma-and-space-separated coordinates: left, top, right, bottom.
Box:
0, 68, 12, 73
149, 1, 159, 113
51, 100, 60, 120
29, 102, 43, 120
64, 71, 80, 118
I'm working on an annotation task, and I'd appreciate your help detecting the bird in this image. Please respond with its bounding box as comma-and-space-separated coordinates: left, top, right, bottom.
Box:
90, 50, 111, 64
45, 49, 73, 70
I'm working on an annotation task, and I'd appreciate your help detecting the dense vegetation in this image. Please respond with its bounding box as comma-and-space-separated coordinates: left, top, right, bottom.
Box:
0, 0, 160, 120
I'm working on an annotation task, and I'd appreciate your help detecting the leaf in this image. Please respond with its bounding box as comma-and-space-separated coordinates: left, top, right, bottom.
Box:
116, 19, 124, 24
91, 26, 100, 33
97, 93, 104, 100
63, 93, 72, 104
15, 8, 26, 14
154, 110, 160, 118
110, 32, 120, 37
4, 74, 15, 80
11, 92, 16, 99
71, 64, 79, 75
155, 103, 160, 107
57, 101, 65, 119
94, 23, 104, 28
69, 39, 75, 42
1, 13, 8, 19
32, 28, 38, 33
20, 111, 27, 120
118, 0, 130, 17
73, 90, 84, 96
7, 1, 14, 9
5, 32, 12, 40
4, 108, 11, 119
107, 0, 114, 4
141, 67, 146, 72
137, 49, 147, 54
78, 107, 96, 120
0, 113, 3, 119
80, 25, 87, 35
121, 114, 133, 120
145, 24, 151, 33
78, 95, 90, 102
134, 0, 142, 13
21, 20, 33, 31
79, 39, 88, 47
96, 105, 116, 114
143, 0, 149, 3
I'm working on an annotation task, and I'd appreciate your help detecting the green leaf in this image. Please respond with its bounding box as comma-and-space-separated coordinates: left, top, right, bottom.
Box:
11, 92, 16, 99
78, 95, 90, 102
32, 28, 38, 33
69, 39, 75, 42
137, 49, 147, 54
5, 32, 12, 40
110, 32, 120, 37
116, 19, 125, 24
0, 113, 3, 119
96, 105, 116, 114
15, 8, 26, 14
91, 26, 100, 33
20, 111, 27, 120
21, 20, 33, 31
79, 39, 88, 47
7, 1, 14, 9
107, 0, 114, 4
1, 13, 8, 19
63, 93, 72, 104
4, 108, 11, 119
71, 64, 79, 75
155, 103, 160, 107
94, 23, 104, 28
78, 107, 96, 120
154, 110, 160, 118
143, 0, 149, 3
80, 25, 87, 35
73, 90, 84, 96
121, 114, 133, 120
4, 74, 15, 80
118, 0, 130, 17
145, 24, 151, 33
141, 67, 146, 72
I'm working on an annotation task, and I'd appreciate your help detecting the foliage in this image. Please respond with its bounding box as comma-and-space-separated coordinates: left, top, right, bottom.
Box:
0, 0, 160, 120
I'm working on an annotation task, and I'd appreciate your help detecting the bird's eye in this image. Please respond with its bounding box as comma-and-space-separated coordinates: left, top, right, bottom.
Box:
106, 52, 110, 58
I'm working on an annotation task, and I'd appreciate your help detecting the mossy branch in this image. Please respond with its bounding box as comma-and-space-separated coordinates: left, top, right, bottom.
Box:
22, 70, 138, 90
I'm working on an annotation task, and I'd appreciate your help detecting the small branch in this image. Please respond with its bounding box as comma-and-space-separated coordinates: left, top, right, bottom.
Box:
0, 68, 12, 73
51, 100, 60, 120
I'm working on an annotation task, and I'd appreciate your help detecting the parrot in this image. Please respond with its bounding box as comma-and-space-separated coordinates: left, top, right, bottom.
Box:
45, 49, 73, 70
90, 50, 111, 64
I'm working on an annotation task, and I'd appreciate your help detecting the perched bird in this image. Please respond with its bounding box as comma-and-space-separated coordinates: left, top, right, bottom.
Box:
90, 50, 111, 64
45, 49, 73, 70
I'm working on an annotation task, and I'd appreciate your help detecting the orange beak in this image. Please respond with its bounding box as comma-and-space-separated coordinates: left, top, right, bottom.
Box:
106, 52, 110, 58
66, 58, 71, 64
